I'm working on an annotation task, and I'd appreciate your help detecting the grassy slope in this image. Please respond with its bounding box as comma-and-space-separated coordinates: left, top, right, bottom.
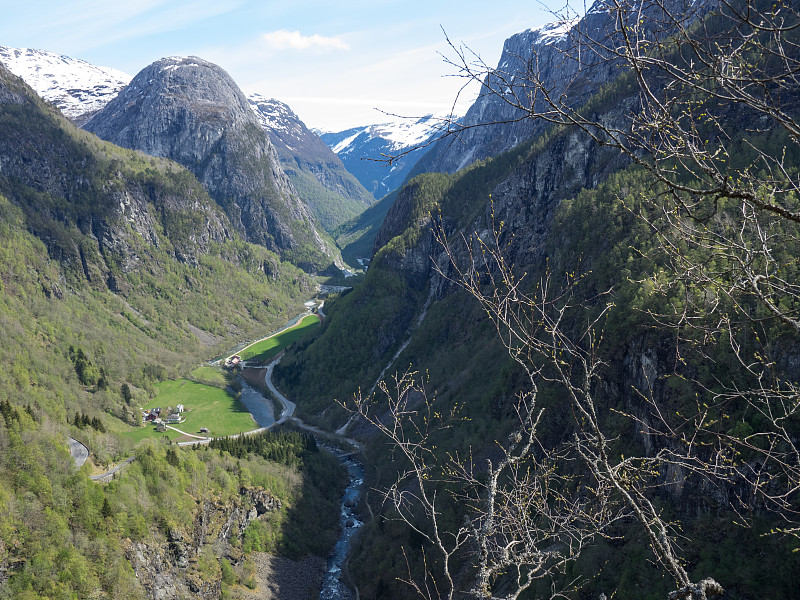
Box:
240, 314, 320, 362
0, 70, 343, 599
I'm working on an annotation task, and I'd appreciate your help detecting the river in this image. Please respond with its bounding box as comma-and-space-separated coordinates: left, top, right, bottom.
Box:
229, 308, 365, 600
319, 448, 365, 600
235, 378, 365, 600
236, 381, 275, 428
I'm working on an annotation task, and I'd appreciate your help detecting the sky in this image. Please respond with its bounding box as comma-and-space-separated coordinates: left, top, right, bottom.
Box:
0, 0, 570, 131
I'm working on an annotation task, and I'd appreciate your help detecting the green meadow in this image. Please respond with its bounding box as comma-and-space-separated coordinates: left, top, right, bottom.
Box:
127, 378, 256, 441
239, 314, 320, 362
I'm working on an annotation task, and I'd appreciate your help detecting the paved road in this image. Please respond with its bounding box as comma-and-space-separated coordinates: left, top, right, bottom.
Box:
174, 425, 269, 447
265, 356, 296, 423
263, 358, 363, 455
90, 456, 135, 481
68, 437, 89, 468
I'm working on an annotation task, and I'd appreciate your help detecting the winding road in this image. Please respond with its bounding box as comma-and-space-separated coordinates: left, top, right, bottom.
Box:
68, 437, 89, 467
90, 457, 135, 482
265, 357, 296, 423
263, 356, 363, 455
79, 301, 360, 480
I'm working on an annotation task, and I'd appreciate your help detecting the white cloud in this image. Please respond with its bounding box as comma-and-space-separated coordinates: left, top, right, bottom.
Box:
261, 30, 349, 51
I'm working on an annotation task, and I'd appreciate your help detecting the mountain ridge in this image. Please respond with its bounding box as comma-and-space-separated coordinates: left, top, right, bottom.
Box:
83, 56, 340, 272
0, 45, 131, 125
249, 94, 376, 231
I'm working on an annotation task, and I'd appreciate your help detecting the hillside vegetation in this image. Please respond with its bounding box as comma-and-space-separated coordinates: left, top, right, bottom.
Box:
0, 64, 345, 599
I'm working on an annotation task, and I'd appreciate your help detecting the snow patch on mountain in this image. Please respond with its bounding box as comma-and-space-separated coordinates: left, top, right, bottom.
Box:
322, 114, 448, 156
0, 45, 131, 120
247, 93, 293, 133
332, 131, 361, 155
527, 17, 580, 45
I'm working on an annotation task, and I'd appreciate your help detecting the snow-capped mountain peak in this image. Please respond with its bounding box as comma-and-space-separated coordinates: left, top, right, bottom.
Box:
319, 113, 456, 196
247, 94, 295, 134
0, 45, 131, 122
364, 114, 449, 151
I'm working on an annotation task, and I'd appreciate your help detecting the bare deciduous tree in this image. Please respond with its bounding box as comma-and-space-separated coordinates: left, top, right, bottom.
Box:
435, 0, 800, 542
353, 0, 799, 598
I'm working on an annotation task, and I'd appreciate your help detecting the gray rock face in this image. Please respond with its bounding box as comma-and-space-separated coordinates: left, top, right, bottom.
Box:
0, 62, 33, 106
417, 0, 710, 175
84, 56, 335, 269
125, 486, 282, 600
249, 95, 375, 231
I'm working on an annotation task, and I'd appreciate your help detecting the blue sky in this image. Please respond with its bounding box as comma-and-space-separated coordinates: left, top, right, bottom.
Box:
0, 0, 571, 131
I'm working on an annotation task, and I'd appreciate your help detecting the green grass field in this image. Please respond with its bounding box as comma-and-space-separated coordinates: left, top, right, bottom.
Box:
189, 365, 231, 387
239, 314, 320, 362
126, 378, 256, 441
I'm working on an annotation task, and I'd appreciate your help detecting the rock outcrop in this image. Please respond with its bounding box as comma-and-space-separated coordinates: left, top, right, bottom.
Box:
84, 56, 338, 272
124, 487, 282, 600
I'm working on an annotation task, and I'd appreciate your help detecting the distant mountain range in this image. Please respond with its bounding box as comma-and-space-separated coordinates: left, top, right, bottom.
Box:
318, 115, 449, 198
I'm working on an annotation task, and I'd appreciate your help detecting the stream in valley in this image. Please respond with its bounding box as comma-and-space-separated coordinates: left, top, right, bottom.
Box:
319, 447, 365, 600
238, 380, 365, 600
229, 316, 364, 600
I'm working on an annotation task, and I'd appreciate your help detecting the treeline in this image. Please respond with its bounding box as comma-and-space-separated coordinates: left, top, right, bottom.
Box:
72, 411, 106, 433
209, 429, 317, 468
68, 345, 107, 389
0, 398, 34, 427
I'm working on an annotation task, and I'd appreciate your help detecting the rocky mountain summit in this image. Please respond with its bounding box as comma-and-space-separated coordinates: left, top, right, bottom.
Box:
249, 95, 375, 231
83, 56, 338, 272
0, 45, 131, 125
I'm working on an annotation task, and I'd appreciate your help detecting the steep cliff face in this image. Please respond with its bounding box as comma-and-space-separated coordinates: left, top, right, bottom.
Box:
416, 0, 709, 175
0, 62, 231, 277
124, 487, 282, 600
83, 57, 338, 272
249, 95, 375, 231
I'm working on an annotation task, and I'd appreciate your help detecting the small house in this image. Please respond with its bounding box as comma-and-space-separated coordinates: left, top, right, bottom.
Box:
176, 404, 184, 413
